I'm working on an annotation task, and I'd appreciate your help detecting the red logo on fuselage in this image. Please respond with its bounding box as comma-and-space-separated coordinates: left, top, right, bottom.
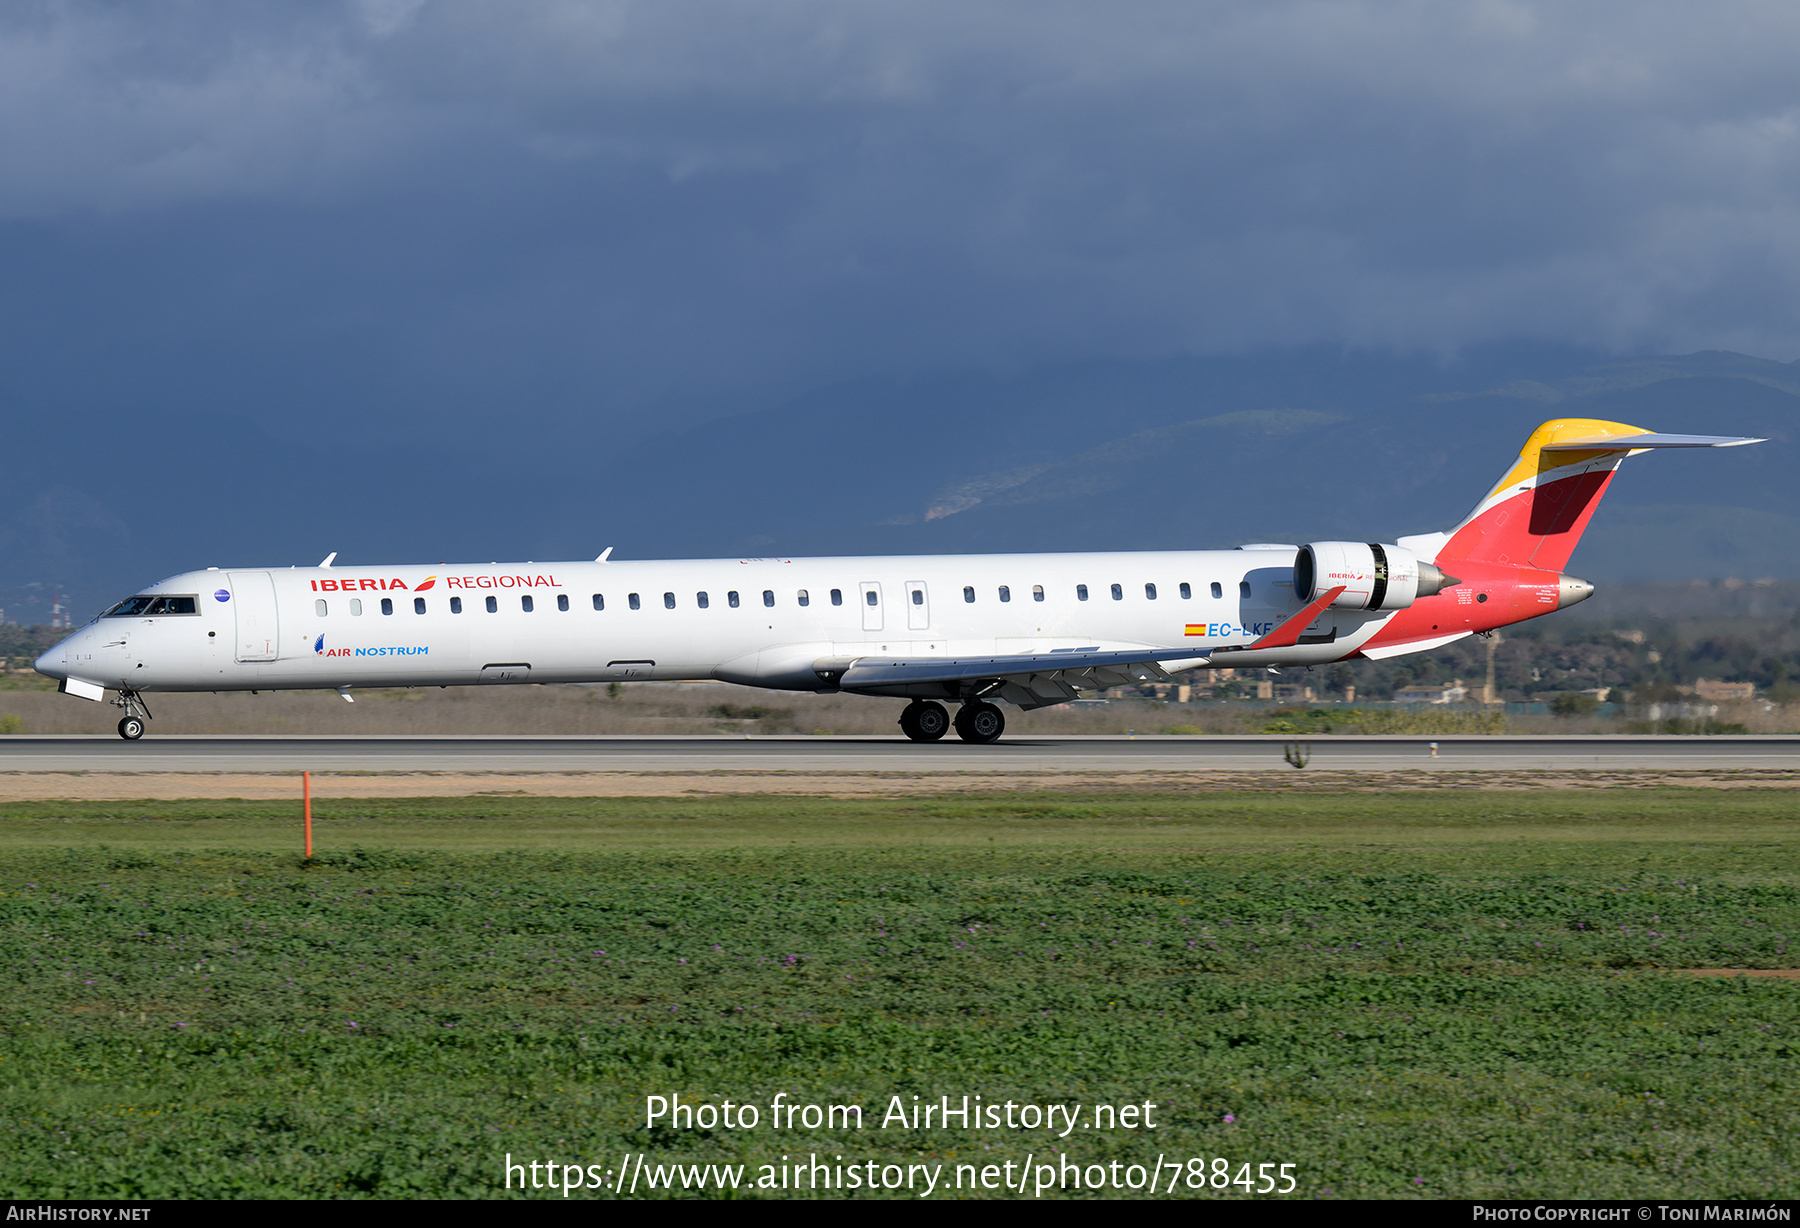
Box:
311, 577, 411, 592
310, 573, 561, 592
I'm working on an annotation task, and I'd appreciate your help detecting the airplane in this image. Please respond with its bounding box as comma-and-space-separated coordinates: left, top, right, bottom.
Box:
34, 417, 1763, 742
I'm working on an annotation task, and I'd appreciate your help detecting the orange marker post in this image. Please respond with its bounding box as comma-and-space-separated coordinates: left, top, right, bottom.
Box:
303, 770, 313, 859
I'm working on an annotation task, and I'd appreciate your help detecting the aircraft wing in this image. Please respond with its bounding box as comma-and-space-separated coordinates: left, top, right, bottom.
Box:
833, 647, 1204, 710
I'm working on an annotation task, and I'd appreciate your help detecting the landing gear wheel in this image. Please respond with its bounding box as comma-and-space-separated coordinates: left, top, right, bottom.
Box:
899, 700, 950, 742
117, 715, 145, 741
954, 700, 1005, 744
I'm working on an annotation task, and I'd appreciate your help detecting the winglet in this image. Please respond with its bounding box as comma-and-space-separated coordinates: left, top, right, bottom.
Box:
1251, 586, 1346, 650
596, 547, 614, 563
318, 552, 337, 568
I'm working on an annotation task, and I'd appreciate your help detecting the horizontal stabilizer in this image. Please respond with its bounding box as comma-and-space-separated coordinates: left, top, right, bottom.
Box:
1540, 433, 1764, 450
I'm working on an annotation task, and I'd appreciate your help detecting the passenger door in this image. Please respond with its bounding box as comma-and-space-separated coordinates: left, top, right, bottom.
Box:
229, 572, 279, 662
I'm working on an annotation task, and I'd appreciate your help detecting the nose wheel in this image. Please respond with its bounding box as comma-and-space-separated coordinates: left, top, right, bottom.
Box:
112, 688, 152, 740
898, 700, 950, 742
954, 700, 1005, 744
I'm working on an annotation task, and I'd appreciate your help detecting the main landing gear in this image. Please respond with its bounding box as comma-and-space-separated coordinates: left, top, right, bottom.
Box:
953, 700, 1005, 745
898, 700, 950, 742
898, 699, 1005, 744
114, 689, 151, 741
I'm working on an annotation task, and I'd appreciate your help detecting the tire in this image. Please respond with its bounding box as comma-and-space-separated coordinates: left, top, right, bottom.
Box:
118, 715, 145, 741
953, 701, 1005, 744
899, 701, 950, 742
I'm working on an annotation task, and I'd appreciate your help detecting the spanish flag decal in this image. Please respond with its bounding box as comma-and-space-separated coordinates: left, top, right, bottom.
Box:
1184, 624, 1206, 637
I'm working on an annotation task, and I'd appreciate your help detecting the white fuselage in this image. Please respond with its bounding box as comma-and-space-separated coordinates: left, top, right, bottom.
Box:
38, 548, 1393, 696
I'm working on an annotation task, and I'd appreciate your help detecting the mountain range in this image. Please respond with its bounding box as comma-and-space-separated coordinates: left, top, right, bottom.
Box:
2, 344, 1793, 623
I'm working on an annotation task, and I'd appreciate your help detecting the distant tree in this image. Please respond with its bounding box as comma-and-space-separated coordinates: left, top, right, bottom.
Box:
1549, 692, 1601, 717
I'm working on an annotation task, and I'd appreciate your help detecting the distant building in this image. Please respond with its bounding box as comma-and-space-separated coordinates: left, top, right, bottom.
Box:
1693, 679, 1755, 702
1395, 678, 1468, 705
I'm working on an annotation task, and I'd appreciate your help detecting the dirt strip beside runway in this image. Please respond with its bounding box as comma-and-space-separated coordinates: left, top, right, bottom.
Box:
1, 768, 1797, 800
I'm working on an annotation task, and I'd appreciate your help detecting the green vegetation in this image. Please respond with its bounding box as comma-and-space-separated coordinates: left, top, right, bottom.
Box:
708, 703, 796, 729
1255, 708, 1508, 736
1, 792, 1797, 1199
1284, 580, 1800, 704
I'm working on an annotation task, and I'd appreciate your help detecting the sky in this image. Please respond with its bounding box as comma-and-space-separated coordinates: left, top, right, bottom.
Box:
3, 2, 1799, 612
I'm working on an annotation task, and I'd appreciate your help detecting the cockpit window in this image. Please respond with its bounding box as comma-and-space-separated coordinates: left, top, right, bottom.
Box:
104, 595, 198, 616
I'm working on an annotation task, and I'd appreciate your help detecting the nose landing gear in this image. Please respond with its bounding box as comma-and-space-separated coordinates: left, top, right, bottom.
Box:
113, 689, 152, 741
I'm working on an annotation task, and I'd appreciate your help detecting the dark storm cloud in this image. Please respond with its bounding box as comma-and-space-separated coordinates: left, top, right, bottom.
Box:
2, 0, 1798, 428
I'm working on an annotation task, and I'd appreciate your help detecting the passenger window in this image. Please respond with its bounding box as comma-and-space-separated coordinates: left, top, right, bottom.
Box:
381, 598, 394, 616
664, 592, 676, 609
728, 591, 740, 608
315, 599, 328, 617
1180, 583, 1191, 600
1145, 583, 1157, 600
1032, 585, 1044, 602
414, 597, 426, 614
522, 595, 534, 612
558, 594, 569, 612
486, 596, 498, 613
1211, 582, 1223, 599
1110, 583, 1122, 601
831, 589, 843, 606
1077, 584, 1088, 601
451, 597, 463, 614
998, 585, 1010, 602
797, 590, 809, 607
592, 594, 604, 611
914, 590, 926, 606
866, 590, 878, 607
349, 598, 363, 616
962, 586, 974, 603
1240, 581, 1251, 599
763, 590, 775, 607
629, 593, 641, 610
697, 592, 709, 609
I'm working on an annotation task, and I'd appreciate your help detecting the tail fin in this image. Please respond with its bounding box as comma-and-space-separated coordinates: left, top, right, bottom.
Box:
1408, 418, 1764, 573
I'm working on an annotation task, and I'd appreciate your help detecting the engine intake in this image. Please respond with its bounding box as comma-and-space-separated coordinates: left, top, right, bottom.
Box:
1294, 542, 1456, 611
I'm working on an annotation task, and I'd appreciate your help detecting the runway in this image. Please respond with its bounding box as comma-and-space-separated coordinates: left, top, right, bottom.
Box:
5, 734, 1800, 774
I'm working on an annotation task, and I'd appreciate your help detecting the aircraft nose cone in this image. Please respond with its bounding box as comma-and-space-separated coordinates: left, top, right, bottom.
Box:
33, 645, 67, 680
1557, 575, 1595, 609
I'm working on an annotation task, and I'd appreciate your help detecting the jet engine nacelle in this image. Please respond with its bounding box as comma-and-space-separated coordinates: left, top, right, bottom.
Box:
1294, 542, 1456, 611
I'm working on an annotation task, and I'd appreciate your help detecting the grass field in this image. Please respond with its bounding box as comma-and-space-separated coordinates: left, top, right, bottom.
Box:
1, 790, 1797, 1199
